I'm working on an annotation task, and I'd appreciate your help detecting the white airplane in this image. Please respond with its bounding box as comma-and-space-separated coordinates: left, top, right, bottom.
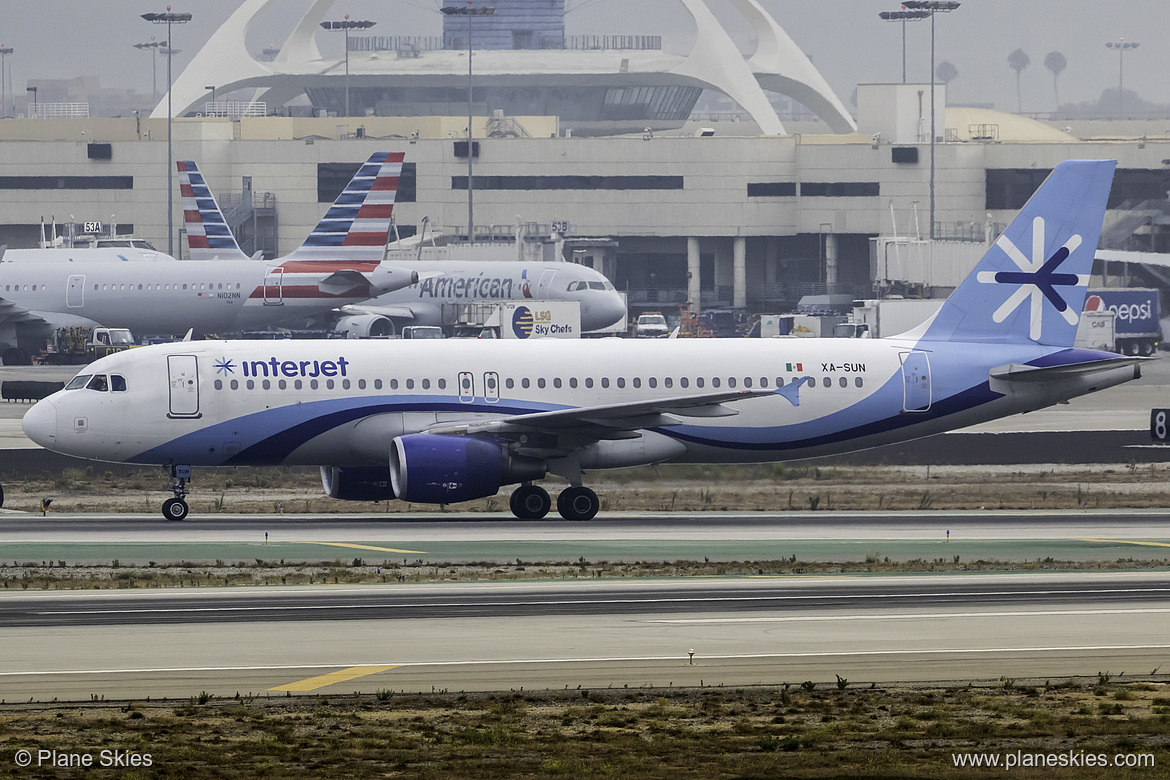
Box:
0, 153, 420, 364
22, 160, 1140, 522
179, 160, 627, 335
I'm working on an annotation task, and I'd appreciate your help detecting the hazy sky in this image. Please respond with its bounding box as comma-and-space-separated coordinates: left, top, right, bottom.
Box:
3, 0, 1168, 114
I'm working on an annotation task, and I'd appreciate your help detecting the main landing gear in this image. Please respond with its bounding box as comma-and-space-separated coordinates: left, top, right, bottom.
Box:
509, 483, 599, 521
162, 464, 191, 521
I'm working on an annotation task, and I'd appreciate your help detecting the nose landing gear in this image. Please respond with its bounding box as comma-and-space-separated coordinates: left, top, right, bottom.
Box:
162, 464, 191, 521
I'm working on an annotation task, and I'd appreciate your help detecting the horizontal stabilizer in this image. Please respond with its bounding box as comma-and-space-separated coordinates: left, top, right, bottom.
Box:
990, 355, 1145, 383
317, 269, 370, 296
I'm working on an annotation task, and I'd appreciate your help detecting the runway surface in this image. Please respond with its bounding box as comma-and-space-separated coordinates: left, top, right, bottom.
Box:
2, 510, 1168, 564
1, 572, 1167, 701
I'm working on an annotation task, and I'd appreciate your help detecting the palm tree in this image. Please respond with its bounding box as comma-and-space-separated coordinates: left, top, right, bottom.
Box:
1008, 49, 1030, 113
1044, 51, 1067, 109
936, 60, 959, 86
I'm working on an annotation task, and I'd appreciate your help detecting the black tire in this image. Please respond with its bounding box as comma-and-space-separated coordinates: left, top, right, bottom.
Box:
509, 485, 551, 520
162, 497, 189, 521
557, 486, 600, 522
0, 483, 5, 509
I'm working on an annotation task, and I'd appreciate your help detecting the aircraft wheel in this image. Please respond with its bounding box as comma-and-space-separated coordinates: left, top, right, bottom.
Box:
509, 484, 550, 520
162, 497, 189, 521
557, 486, 600, 522
0, 483, 5, 508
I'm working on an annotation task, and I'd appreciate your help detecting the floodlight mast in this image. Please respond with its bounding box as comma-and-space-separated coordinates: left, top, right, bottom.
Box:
900, 1, 959, 241
319, 16, 377, 117
141, 8, 192, 257
441, 1, 495, 243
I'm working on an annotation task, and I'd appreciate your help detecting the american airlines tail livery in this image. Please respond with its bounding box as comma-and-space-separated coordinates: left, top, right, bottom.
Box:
23, 160, 1139, 521
0, 153, 419, 364
179, 159, 627, 334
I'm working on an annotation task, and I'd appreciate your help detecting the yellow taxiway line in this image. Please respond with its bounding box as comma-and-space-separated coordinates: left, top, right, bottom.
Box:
291, 541, 427, 554
269, 665, 401, 692
1080, 539, 1170, 549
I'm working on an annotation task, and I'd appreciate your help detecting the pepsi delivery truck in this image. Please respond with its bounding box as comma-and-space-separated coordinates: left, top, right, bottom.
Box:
1084, 288, 1161, 356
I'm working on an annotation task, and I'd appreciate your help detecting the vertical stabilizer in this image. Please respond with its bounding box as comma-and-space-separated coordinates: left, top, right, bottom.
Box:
177, 161, 249, 261
917, 159, 1115, 346
286, 152, 405, 260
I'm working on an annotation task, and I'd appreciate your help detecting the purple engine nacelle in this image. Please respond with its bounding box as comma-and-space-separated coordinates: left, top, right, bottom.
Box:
389, 433, 543, 504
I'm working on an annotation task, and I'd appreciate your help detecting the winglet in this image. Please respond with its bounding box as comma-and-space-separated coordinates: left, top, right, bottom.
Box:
915, 160, 1116, 346
176, 161, 249, 261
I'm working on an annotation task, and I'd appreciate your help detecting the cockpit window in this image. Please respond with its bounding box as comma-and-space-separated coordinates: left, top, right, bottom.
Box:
588, 281, 606, 290
86, 375, 109, 392
567, 281, 585, 291
111, 374, 127, 392
65, 374, 91, 391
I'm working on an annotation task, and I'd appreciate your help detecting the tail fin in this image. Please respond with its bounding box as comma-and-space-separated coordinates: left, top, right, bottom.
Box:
286, 152, 405, 260
918, 159, 1116, 346
176, 161, 249, 260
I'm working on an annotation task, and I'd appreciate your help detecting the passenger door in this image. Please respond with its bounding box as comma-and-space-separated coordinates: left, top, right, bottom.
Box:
167, 354, 201, 418
263, 267, 283, 306
66, 275, 85, 308
899, 351, 931, 413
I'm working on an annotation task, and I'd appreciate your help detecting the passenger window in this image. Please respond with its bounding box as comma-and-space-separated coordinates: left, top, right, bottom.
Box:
649, 377, 658, 389
110, 375, 127, 392
680, 377, 688, 388
538, 379, 546, 389
601, 378, 609, 388
617, 378, 626, 388
435, 379, 443, 390
712, 378, 721, 388
278, 380, 287, 390
569, 378, 577, 389
327, 379, 335, 390
822, 377, 831, 388
760, 377, 767, 387
294, 380, 302, 390
744, 378, 752, 388
310, 379, 318, 390
696, 378, 704, 388
342, 379, 351, 390
358, 379, 367, 390
839, 377, 848, 388
728, 378, 737, 388
506, 378, 515, 389
405, 379, 414, 390
86, 375, 108, 392
855, 377, 864, 388
214, 379, 223, 390
247, 380, 256, 390
230, 379, 239, 390
776, 377, 785, 387
522, 379, 530, 389
664, 378, 672, 388
422, 379, 430, 390
632, 378, 641, 388
390, 379, 398, 390
262, 380, 271, 390
553, 378, 562, 388
584, 378, 593, 388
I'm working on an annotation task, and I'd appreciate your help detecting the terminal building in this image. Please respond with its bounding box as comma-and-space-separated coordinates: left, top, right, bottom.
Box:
1, 0, 1168, 322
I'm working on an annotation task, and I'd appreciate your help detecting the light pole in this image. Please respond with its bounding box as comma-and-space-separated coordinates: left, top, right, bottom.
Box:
0, 46, 11, 119
441, 0, 495, 242
902, 1, 959, 241
320, 16, 376, 117
205, 84, 216, 114
133, 39, 164, 103
1105, 38, 1139, 116
878, 9, 929, 83
142, 6, 192, 258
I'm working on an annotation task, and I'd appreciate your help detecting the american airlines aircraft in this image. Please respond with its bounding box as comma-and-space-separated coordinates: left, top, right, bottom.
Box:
0, 153, 419, 364
22, 160, 1139, 522
179, 160, 627, 335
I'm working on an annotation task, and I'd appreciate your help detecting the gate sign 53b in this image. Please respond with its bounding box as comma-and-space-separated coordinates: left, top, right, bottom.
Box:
1151, 409, 1170, 442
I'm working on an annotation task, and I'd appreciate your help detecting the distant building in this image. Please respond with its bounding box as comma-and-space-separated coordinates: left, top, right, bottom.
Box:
159, 0, 855, 136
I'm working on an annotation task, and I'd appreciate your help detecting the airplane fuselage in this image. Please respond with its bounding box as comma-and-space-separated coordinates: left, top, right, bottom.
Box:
0, 250, 378, 337
23, 337, 1135, 470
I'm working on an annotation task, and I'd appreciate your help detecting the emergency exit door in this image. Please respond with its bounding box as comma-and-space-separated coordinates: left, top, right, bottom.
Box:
167, 354, 201, 418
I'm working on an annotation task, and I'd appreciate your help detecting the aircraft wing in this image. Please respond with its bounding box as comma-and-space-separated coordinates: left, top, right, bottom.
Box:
337, 303, 418, 321
428, 389, 773, 442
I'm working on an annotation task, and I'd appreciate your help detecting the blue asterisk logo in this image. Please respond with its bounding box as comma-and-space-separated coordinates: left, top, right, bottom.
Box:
976, 216, 1086, 341
214, 358, 235, 375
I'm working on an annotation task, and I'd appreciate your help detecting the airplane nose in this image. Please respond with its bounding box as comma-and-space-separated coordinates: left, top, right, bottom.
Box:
22, 399, 57, 448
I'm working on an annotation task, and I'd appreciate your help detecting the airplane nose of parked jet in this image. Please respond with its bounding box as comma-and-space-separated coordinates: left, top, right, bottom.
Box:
599, 292, 628, 331
22, 398, 57, 449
